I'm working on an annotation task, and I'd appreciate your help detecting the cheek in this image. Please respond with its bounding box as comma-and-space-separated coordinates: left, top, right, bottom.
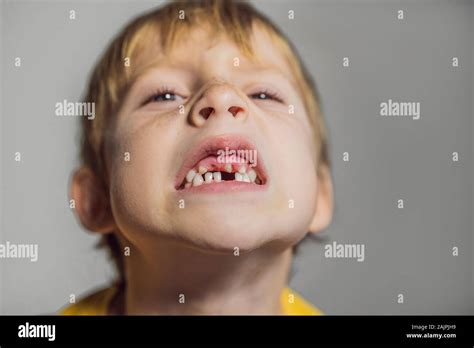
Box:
107, 117, 177, 239
264, 116, 319, 233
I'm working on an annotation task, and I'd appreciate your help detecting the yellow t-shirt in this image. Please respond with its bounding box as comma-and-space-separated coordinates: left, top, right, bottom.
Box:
60, 286, 323, 315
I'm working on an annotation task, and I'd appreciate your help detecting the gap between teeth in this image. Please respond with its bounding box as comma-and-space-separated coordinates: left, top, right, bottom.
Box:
185, 166, 258, 187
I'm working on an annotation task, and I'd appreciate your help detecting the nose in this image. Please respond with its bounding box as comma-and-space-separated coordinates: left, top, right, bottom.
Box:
190, 83, 248, 127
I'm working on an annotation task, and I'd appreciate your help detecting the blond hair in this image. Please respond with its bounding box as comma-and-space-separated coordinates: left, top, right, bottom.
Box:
80, 0, 330, 285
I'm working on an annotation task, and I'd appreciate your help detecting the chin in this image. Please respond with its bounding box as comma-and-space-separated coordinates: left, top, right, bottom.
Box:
174, 220, 268, 254
169, 213, 306, 255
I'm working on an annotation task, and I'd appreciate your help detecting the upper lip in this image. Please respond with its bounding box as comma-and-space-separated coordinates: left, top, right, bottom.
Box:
174, 134, 268, 190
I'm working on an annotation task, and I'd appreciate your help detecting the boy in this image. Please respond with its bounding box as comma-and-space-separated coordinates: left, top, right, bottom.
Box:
61, 0, 333, 315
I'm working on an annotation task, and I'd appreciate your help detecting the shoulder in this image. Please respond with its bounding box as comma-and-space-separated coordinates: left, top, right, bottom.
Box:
59, 285, 322, 315
281, 287, 324, 315
58, 286, 117, 315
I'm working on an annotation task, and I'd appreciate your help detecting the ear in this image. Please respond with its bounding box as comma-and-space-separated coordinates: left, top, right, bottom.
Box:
70, 166, 116, 234
308, 165, 334, 233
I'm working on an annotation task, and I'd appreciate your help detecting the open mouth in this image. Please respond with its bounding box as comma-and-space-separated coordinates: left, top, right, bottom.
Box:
175, 135, 267, 192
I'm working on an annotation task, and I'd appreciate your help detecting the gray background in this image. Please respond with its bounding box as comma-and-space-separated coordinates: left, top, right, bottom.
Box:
1, 0, 472, 315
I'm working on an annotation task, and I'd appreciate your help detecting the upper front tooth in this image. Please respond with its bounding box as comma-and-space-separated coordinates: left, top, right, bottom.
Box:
225, 164, 232, 173
186, 169, 197, 182
235, 173, 243, 182
238, 165, 246, 174
248, 169, 257, 182
193, 173, 204, 186
204, 172, 213, 183
213, 172, 222, 182
198, 166, 207, 174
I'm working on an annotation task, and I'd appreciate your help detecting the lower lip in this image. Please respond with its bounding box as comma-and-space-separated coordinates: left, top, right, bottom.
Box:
177, 181, 268, 194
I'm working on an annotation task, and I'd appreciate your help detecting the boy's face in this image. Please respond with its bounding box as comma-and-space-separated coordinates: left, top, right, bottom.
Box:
106, 25, 324, 253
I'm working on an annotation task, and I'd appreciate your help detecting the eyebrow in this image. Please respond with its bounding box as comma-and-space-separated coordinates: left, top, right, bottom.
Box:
126, 61, 197, 100
243, 67, 299, 91
127, 57, 182, 88
127, 59, 299, 97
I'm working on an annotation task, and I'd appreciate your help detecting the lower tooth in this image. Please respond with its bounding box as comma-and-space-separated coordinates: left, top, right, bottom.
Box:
242, 174, 250, 183
235, 173, 243, 182
193, 174, 204, 186
248, 169, 257, 182
213, 172, 222, 182
204, 172, 213, 183
186, 169, 197, 182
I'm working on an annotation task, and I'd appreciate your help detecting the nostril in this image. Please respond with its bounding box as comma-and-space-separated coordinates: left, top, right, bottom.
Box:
199, 107, 214, 119
228, 106, 244, 117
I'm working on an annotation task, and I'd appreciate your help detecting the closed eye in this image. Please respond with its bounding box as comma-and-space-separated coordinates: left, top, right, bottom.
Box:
143, 88, 185, 105
249, 90, 284, 103
142, 88, 284, 106
151, 92, 177, 102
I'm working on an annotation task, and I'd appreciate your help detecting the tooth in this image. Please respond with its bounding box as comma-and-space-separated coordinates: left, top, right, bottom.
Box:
242, 173, 250, 183
225, 164, 232, 173
238, 165, 246, 174
235, 173, 243, 182
185, 182, 191, 189
248, 169, 257, 182
213, 172, 222, 182
204, 172, 213, 183
186, 169, 197, 182
198, 166, 207, 174
193, 174, 204, 186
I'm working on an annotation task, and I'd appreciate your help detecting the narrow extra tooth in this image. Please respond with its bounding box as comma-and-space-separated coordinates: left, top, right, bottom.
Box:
186, 169, 197, 182
198, 166, 207, 174
242, 173, 250, 183
225, 164, 232, 173
193, 174, 204, 186
248, 169, 257, 182
204, 172, 213, 183
235, 172, 243, 182
185, 182, 192, 189
213, 172, 222, 182
238, 165, 246, 174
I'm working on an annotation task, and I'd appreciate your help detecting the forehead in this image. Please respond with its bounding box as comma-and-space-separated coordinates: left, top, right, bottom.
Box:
128, 23, 297, 86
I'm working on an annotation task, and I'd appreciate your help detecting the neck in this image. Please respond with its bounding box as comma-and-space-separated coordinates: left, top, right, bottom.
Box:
115, 237, 292, 315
